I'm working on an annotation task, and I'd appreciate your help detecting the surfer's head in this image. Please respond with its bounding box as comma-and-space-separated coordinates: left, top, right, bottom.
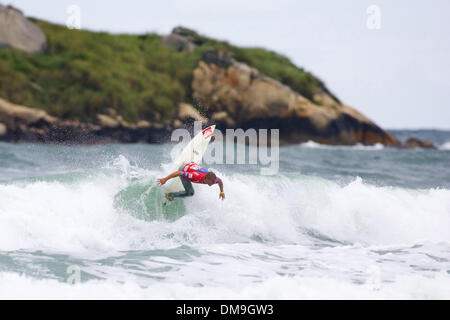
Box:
204, 172, 217, 186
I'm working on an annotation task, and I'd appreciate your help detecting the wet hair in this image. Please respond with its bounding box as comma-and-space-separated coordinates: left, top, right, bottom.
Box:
205, 171, 216, 182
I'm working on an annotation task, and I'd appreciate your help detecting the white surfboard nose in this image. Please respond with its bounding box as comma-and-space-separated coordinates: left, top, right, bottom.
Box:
163, 125, 216, 204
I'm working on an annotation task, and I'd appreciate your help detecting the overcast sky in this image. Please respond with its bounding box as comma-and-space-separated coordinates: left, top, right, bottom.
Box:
5, 0, 450, 129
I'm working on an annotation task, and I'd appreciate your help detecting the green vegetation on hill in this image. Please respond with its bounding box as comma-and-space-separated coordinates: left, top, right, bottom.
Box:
0, 20, 326, 123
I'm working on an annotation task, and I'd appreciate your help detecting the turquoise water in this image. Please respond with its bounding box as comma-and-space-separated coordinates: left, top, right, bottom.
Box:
0, 130, 449, 299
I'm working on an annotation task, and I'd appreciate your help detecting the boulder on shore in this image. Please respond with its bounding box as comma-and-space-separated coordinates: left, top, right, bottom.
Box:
162, 27, 202, 52
403, 137, 436, 149
0, 4, 47, 53
178, 102, 208, 123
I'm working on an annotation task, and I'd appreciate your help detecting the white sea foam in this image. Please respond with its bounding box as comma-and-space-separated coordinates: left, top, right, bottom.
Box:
1, 272, 449, 299
440, 141, 450, 150
299, 141, 384, 150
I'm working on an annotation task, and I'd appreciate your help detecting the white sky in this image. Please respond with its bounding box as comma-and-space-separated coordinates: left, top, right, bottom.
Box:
4, 0, 450, 129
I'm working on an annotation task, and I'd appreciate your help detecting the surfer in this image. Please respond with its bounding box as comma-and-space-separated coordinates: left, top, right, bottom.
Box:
157, 162, 225, 201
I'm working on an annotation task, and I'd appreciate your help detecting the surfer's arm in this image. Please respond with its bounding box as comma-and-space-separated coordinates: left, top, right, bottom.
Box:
218, 178, 225, 200
157, 171, 182, 186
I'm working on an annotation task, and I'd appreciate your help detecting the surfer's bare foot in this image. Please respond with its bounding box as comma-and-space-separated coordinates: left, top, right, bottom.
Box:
165, 193, 174, 202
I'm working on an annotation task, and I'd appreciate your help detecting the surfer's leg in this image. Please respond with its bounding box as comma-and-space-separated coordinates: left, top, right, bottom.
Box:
181, 177, 195, 196
167, 177, 195, 199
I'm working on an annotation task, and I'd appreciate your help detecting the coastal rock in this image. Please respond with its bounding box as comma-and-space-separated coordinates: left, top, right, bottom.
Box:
136, 120, 151, 128
403, 137, 436, 149
192, 50, 400, 146
0, 4, 47, 53
0, 122, 6, 136
211, 111, 236, 127
172, 119, 183, 128
0, 97, 56, 129
0, 97, 174, 144
162, 27, 200, 52
163, 33, 196, 52
178, 102, 208, 123
96, 114, 120, 128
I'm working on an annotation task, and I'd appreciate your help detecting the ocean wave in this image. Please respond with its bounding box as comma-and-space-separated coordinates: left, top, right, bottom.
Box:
299, 141, 384, 150
301, 140, 450, 151
0, 156, 449, 253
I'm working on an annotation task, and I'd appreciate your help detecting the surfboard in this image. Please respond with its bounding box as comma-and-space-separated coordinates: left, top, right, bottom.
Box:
163, 125, 215, 204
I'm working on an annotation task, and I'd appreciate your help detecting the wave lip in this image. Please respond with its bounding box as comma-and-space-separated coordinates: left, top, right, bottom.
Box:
299, 140, 384, 150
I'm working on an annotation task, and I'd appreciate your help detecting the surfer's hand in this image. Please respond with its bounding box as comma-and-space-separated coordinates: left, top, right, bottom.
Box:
157, 178, 167, 186
219, 192, 225, 200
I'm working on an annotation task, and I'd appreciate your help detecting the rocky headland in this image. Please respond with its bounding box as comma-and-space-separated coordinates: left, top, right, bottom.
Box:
0, 5, 435, 148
